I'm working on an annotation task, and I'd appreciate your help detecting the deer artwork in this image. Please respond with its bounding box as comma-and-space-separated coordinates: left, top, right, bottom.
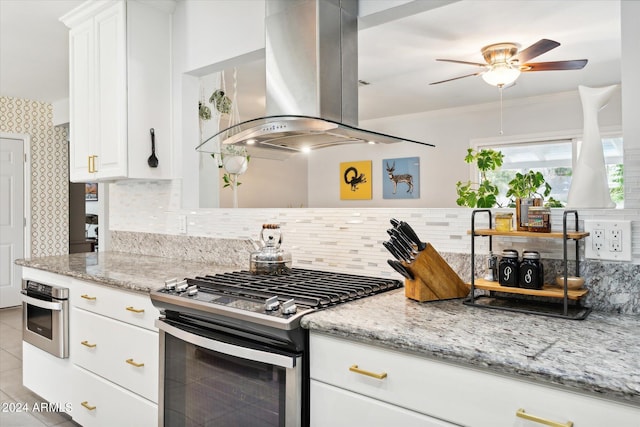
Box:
386, 161, 414, 194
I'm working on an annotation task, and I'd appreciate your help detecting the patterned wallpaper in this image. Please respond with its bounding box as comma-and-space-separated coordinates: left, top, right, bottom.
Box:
0, 97, 69, 257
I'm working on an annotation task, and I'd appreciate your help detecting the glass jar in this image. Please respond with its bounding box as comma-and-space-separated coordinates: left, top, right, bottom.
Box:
527, 206, 551, 232
498, 249, 519, 287
495, 213, 513, 232
519, 250, 544, 289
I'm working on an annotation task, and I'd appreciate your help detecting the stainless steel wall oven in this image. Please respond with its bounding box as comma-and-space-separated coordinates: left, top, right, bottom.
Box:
151, 269, 402, 427
21, 280, 69, 358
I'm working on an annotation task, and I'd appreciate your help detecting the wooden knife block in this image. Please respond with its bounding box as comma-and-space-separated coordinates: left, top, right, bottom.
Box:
403, 243, 470, 302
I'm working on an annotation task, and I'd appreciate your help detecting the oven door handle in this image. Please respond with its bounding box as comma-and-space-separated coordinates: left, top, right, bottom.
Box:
156, 319, 297, 369
21, 292, 64, 311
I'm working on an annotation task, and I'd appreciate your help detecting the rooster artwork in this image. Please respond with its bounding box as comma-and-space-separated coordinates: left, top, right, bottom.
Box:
383, 157, 420, 199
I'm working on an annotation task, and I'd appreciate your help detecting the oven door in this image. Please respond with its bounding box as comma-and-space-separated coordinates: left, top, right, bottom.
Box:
21, 291, 69, 358
157, 318, 303, 427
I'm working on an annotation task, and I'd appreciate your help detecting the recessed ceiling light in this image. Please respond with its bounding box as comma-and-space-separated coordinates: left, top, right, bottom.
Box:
301, 146, 311, 153
246, 139, 256, 145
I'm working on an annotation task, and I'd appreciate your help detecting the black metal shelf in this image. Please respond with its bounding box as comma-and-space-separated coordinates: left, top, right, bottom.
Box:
463, 209, 592, 320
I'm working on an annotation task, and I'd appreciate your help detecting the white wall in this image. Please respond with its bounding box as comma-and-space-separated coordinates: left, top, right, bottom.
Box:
308, 90, 622, 207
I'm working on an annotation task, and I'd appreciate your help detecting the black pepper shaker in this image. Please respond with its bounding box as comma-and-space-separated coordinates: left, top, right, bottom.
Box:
498, 249, 519, 287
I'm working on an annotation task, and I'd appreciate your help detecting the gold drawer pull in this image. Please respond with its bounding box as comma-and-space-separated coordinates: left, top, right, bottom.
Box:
349, 364, 387, 380
126, 358, 144, 368
126, 306, 145, 313
81, 294, 96, 301
81, 340, 97, 348
516, 408, 573, 427
81, 401, 96, 411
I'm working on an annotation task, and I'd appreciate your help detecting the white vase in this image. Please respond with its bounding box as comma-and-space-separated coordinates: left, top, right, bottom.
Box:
566, 85, 618, 208
223, 155, 248, 175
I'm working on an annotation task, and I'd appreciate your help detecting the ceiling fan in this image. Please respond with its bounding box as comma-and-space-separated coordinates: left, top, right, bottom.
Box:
430, 39, 588, 87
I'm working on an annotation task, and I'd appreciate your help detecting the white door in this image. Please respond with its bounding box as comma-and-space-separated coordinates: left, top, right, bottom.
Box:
0, 137, 25, 307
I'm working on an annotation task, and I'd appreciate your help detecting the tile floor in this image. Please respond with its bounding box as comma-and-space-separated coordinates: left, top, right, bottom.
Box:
0, 306, 79, 427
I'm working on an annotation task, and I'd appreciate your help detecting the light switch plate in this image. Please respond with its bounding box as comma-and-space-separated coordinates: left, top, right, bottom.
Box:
584, 220, 631, 261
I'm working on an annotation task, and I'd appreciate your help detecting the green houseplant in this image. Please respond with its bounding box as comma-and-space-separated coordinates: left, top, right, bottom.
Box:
505, 170, 553, 230
456, 148, 504, 208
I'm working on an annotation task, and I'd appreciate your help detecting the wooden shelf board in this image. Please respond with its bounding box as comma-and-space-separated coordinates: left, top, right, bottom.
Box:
470, 278, 588, 300
469, 229, 589, 240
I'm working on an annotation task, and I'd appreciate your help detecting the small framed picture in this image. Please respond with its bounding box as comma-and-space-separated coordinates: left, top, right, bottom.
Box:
85, 183, 98, 201
340, 160, 372, 200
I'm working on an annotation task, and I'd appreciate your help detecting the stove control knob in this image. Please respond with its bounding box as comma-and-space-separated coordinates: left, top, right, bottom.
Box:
164, 278, 178, 291
176, 280, 189, 293
281, 298, 297, 315
265, 296, 280, 311
187, 285, 198, 296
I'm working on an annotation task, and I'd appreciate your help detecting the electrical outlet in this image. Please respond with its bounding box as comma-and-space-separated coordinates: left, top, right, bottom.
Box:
584, 220, 631, 261
177, 215, 188, 234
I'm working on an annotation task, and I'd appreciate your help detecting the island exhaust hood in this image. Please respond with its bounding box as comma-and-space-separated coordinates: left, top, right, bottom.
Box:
196, 0, 434, 156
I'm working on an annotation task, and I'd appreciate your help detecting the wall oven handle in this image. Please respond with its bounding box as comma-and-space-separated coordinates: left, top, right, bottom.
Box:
21, 292, 64, 311
156, 319, 296, 369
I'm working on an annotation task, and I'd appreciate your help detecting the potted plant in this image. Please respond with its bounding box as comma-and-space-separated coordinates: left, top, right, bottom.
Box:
455, 148, 504, 208
506, 170, 551, 230
211, 145, 250, 207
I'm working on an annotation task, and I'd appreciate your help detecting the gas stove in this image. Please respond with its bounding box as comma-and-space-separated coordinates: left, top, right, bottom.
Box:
151, 268, 402, 332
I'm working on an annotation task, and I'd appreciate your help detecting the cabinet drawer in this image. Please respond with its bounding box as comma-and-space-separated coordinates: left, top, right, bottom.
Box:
311, 380, 456, 427
310, 333, 640, 427
72, 307, 158, 402
72, 365, 157, 427
71, 279, 159, 330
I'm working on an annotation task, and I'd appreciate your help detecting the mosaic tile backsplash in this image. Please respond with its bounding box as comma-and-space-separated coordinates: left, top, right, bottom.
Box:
1, 97, 69, 257
109, 180, 640, 314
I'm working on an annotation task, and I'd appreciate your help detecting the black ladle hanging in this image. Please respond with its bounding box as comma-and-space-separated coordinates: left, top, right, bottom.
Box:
148, 128, 158, 168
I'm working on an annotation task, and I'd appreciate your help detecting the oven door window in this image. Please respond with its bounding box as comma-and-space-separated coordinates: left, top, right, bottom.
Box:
164, 332, 289, 427
26, 301, 53, 340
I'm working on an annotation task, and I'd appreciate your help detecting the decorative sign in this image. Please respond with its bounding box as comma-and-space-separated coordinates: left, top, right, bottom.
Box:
340, 161, 372, 200
382, 157, 420, 199
85, 183, 98, 201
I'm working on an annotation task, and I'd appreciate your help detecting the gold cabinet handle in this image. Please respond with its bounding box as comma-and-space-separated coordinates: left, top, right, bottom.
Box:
126, 306, 145, 314
126, 358, 144, 368
81, 340, 97, 348
87, 155, 98, 173
349, 364, 387, 380
81, 401, 96, 411
516, 409, 573, 427
80, 294, 96, 301
87, 156, 92, 173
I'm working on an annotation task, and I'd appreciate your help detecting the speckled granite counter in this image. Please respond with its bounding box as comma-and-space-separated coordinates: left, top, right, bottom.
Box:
301, 290, 640, 406
16, 251, 241, 293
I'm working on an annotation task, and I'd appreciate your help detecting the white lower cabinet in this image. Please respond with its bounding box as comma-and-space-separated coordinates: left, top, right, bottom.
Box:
309, 332, 640, 427
72, 364, 157, 427
311, 380, 456, 426
72, 307, 158, 402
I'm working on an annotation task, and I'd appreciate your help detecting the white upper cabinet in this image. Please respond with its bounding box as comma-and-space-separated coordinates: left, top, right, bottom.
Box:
61, 0, 173, 182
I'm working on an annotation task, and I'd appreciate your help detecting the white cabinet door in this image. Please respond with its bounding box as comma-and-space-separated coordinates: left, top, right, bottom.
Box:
93, 1, 127, 180
311, 380, 458, 427
72, 307, 159, 403
68, 18, 94, 182
72, 365, 157, 427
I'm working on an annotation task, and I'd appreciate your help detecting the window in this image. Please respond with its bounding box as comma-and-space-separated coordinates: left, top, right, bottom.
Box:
476, 134, 624, 208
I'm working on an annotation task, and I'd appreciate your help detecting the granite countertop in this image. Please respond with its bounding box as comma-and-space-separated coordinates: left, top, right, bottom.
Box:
301, 290, 640, 406
16, 251, 241, 293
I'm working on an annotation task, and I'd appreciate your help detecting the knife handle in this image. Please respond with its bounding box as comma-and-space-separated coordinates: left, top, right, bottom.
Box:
383, 241, 404, 262
389, 228, 416, 253
390, 218, 401, 227
398, 221, 426, 251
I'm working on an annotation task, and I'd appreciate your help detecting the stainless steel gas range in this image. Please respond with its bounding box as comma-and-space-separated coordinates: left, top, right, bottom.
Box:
150, 268, 402, 427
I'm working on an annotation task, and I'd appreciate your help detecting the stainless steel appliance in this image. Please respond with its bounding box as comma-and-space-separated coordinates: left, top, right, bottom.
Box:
151, 268, 402, 427
22, 280, 69, 358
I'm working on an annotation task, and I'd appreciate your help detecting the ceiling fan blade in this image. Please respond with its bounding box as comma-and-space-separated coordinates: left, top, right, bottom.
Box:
436, 59, 488, 68
520, 59, 588, 71
429, 71, 484, 85
513, 39, 560, 63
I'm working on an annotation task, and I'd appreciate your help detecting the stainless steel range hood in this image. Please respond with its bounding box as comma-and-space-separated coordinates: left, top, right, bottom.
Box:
196, 0, 434, 155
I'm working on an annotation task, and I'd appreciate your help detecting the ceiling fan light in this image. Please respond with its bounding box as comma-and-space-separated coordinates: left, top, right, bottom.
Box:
482, 63, 521, 87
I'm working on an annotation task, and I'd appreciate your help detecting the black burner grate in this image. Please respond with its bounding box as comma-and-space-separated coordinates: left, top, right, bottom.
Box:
188, 268, 402, 308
